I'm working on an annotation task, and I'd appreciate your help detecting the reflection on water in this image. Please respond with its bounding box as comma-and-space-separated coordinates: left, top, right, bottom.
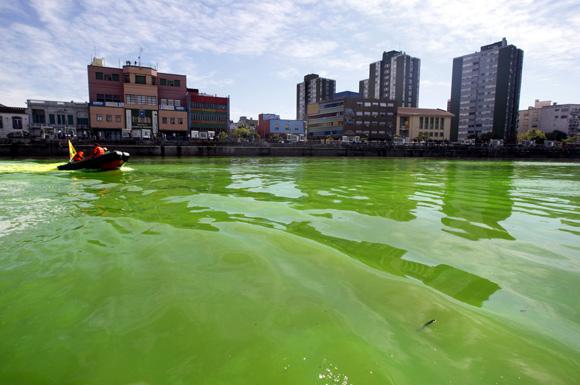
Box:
1, 158, 579, 385
287, 222, 500, 307
442, 162, 514, 240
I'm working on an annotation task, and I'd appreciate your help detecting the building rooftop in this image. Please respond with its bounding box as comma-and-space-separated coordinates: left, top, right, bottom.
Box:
397, 107, 454, 117
0, 105, 26, 114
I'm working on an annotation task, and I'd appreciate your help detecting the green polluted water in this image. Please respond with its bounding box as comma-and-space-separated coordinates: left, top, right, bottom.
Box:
0, 158, 579, 385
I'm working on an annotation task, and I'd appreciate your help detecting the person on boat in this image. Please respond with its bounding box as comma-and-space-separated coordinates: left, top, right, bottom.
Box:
72, 150, 85, 162
90, 144, 106, 158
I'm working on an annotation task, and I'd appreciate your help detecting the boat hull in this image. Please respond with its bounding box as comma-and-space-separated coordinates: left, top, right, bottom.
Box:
58, 151, 130, 171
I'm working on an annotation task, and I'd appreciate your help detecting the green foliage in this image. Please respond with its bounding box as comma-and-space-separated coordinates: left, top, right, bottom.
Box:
518, 129, 546, 144
545, 130, 567, 141
415, 132, 429, 141
217, 131, 229, 142
477, 132, 495, 143
231, 126, 254, 139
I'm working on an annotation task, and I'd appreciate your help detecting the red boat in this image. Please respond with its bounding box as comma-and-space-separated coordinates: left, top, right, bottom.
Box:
57, 150, 130, 171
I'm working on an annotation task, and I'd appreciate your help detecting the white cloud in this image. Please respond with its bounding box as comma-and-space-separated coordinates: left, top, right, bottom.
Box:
0, 0, 578, 115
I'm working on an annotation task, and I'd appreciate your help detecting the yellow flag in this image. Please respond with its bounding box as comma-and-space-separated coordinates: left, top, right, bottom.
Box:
68, 140, 77, 161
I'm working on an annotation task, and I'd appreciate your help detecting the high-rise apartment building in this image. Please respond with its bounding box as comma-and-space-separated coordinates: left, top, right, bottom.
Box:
449, 38, 524, 143
359, 51, 420, 107
296, 74, 336, 121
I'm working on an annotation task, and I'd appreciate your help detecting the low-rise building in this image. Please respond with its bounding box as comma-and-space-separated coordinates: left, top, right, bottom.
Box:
88, 57, 188, 140
232, 116, 258, 131
538, 103, 580, 136
307, 95, 396, 139
396, 107, 453, 141
518, 100, 552, 132
27, 100, 89, 139
188, 89, 229, 140
257, 114, 305, 139
0, 105, 29, 138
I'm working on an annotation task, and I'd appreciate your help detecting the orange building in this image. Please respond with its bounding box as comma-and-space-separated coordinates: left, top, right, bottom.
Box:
87, 57, 187, 140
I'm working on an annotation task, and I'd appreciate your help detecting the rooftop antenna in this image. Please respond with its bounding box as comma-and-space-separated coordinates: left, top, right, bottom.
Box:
138, 47, 143, 66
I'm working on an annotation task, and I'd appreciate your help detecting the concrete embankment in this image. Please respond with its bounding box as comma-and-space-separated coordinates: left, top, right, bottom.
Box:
1, 142, 579, 159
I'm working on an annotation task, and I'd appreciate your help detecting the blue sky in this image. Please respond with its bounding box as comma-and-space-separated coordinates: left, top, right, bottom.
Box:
1, 0, 579, 121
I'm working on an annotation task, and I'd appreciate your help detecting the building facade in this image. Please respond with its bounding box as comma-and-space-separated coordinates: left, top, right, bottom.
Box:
517, 99, 551, 132
0, 105, 29, 138
232, 116, 258, 131
449, 38, 524, 143
257, 114, 305, 139
87, 58, 187, 140
537, 104, 580, 136
396, 108, 453, 141
188, 89, 230, 140
27, 100, 89, 139
307, 96, 396, 139
359, 50, 420, 107
296, 74, 336, 121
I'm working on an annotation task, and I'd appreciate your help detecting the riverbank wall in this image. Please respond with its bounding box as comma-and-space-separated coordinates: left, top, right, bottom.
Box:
1, 142, 579, 159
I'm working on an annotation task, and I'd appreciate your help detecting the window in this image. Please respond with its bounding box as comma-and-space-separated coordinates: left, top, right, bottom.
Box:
67, 115, 74, 125
160, 78, 167, 86
135, 75, 146, 84
112, 73, 119, 81
0, 117, 3, 129
57, 115, 65, 125
175, 100, 181, 107
162, 117, 168, 124
49, 114, 56, 124
96, 72, 104, 80
161, 99, 168, 105
170, 117, 175, 124
32, 109, 45, 124
174, 79, 180, 87
126, 94, 157, 105
96, 114, 103, 121
106, 115, 112, 122
12, 117, 22, 130
124, 74, 130, 83
115, 115, 121, 123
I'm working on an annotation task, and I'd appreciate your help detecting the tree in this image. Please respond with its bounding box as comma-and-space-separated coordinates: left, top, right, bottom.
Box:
415, 132, 429, 142
477, 132, 495, 143
231, 126, 254, 140
518, 128, 546, 144
545, 130, 567, 142
217, 131, 229, 142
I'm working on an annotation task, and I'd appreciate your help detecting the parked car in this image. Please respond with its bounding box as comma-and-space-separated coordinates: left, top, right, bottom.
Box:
6, 131, 30, 138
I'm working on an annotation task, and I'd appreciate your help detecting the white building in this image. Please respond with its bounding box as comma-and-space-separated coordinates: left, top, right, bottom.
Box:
518, 100, 552, 132
0, 105, 29, 138
538, 104, 580, 136
27, 100, 89, 139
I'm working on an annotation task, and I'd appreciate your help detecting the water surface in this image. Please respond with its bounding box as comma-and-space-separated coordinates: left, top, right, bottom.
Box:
1, 158, 579, 384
